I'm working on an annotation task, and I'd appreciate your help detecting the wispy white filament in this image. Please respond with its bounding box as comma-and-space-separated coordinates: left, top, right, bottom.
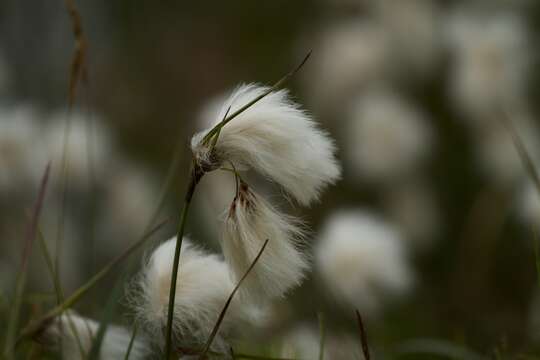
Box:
223, 181, 310, 304
316, 210, 413, 314
41, 311, 148, 360
191, 83, 341, 206
132, 237, 253, 352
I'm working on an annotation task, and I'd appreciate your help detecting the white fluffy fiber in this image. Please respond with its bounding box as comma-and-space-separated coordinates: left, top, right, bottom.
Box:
191, 83, 341, 206
41, 311, 148, 360
316, 210, 413, 314
223, 181, 310, 304
132, 237, 253, 351
345, 90, 433, 182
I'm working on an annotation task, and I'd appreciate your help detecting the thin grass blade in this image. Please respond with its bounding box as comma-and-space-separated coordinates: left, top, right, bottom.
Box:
198, 239, 269, 359
3, 163, 51, 359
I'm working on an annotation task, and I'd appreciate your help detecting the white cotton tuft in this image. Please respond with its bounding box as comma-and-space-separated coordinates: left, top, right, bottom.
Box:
132, 237, 256, 352
44, 110, 112, 186
40, 311, 149, 360
316, 210, 413, 314
374, 0, 442, 76
445, 10, 530, 121
304, 21, 390, 113
191, 83, 341, 206
223, 181, 310, 304
0, 105, 48, 191
345, 90, 433, 182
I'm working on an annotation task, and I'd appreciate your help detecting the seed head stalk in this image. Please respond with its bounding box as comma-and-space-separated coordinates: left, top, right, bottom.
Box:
164, 165, 204, 359
163, 52, 311, 358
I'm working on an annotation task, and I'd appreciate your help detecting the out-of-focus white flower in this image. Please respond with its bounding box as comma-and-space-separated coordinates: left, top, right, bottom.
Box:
0, 105, 47, 191
280, 326, 365, 359
223, 180, 309, 304
280, 326, 320, 359
473, 115, 540, 186
374, 0, 442, 75
345, 90, 433, 182
96, 163, 162, 257
44, 110, 112, 186
316, 210, 413, 314
191, 84, 341, 206
383, 180, 441, 250
132, 237, 255, 352
446, 10, 530, 121
40, 311, 149, 360
304, 21, 390, 113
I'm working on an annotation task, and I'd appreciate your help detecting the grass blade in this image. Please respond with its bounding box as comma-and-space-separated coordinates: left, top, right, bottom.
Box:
198, 239, 269, 359
16, 217, 169, 345
355, 309, 370, 360
500, 107, 540, 194
3, 163, 51, 359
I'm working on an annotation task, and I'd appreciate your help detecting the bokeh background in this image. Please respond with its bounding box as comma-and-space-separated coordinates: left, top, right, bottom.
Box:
2, 0, 540, 358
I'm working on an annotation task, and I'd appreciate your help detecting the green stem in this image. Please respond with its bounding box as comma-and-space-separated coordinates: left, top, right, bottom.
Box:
164, 166, 203, 359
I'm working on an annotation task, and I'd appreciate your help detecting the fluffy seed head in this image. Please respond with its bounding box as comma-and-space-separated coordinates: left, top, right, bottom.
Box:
40, 311, 149, 360
191, 83, 341, 206
316, 210, 413, 314
304, 21, 390, 113
345, 90, 433, 182
223, 180, 310, 304
446, 10, 530, 120
131, 237, 252, 351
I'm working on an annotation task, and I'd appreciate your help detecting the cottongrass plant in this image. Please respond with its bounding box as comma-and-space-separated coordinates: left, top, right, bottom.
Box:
39, 311, 149, 359
132, 237, 260, 353
344, 90, 433, 183
316, 210, 413, 314
153, 54, 341, 358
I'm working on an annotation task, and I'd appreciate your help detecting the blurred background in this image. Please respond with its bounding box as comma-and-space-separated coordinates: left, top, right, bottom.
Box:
2, 0, 540, 358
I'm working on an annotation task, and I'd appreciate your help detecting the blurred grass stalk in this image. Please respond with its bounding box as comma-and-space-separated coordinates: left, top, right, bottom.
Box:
3, 163, 50, 359
15, 217, 168, 348
500, 105, 540, 285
